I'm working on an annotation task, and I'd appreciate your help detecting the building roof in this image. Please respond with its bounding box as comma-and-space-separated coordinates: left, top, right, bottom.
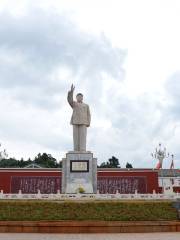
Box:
158, 169, 180, 177
24, 163, 42, 168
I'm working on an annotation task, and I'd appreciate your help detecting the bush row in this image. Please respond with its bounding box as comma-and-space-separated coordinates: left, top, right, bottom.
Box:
0, 200, 178, 221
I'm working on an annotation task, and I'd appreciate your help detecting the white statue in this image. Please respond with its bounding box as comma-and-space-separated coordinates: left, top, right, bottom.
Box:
67, 84, 91, 151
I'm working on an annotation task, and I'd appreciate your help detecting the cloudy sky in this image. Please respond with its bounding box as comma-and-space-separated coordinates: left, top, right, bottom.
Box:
0, 0, 180, 168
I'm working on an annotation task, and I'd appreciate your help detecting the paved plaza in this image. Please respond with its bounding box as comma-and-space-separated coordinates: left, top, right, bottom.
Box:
0, 233, 179, 240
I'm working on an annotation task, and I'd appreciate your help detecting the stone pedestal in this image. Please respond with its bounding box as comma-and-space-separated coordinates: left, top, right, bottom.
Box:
62, 151, 97, 193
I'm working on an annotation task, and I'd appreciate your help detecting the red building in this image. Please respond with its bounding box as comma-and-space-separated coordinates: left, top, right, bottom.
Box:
0, 168, 159, 194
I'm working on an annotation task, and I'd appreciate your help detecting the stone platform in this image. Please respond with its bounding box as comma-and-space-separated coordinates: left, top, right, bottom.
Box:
62, 151, 97, 193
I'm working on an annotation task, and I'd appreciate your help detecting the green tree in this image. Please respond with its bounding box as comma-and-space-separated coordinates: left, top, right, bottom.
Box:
18, 158, 27, 168
34, 153, 58, 168
0, 153, 60, 168
0, 158, 19, 168
99, 156, 120, 168
126, 162, 133, 168
58, 160, 62, 168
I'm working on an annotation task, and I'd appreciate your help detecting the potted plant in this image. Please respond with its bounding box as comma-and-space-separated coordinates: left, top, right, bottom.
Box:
77, 187, 85, 194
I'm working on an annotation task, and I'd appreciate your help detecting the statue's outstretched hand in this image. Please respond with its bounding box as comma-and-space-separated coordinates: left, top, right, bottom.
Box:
68, 84, 75, 108
71, 84, 75, 92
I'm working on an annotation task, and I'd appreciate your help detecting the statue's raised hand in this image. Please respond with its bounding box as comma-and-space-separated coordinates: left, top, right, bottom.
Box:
71, 84, 75, 92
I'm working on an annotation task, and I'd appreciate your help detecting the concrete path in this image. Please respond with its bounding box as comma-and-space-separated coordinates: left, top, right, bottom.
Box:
0, 233, 179, 240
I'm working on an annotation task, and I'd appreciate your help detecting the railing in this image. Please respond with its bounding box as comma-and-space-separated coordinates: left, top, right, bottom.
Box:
0, 190, 179, 200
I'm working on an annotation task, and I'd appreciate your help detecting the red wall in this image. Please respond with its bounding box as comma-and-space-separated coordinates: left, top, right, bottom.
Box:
173, 187, 180, 193
0, 168, 158, 194
0, 169, 61, 193
98, 170, 158, 193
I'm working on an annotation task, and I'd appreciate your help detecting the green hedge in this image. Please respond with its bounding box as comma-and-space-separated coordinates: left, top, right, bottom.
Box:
0, 200, 178, 221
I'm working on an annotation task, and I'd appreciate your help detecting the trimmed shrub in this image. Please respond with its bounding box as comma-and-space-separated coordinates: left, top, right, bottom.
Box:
0, 200, 178, 221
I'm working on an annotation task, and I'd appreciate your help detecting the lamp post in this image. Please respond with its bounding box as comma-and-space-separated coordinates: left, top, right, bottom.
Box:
151, 143, 169, 169
151, 143, 170, 194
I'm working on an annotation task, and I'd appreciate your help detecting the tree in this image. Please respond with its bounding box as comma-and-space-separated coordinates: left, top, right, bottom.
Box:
0, 158, 19, 168
0, 153, 60, 168
58, 160, 62, 168
18, 158, 27, 168
99, 156, 120, 168
34, 153, 58, 168
126, 162, 133, 168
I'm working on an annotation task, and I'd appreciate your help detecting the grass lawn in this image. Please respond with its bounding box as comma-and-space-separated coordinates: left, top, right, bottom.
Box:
0, 200, 178, 221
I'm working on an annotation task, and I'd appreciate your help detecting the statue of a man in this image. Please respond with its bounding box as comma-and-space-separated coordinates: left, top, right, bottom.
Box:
67, 84, 91, 152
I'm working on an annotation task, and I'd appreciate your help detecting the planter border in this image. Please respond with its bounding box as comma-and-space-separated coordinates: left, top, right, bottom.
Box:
0, 221, 179, 233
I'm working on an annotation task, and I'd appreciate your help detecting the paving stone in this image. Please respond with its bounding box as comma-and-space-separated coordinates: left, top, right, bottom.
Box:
0, 233, 180, 240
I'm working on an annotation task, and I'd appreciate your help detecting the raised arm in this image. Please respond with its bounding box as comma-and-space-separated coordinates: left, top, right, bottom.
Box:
67, 84, 75, 108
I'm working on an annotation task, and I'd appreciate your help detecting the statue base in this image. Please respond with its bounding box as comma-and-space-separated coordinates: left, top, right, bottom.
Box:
62, 151, 97, 194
